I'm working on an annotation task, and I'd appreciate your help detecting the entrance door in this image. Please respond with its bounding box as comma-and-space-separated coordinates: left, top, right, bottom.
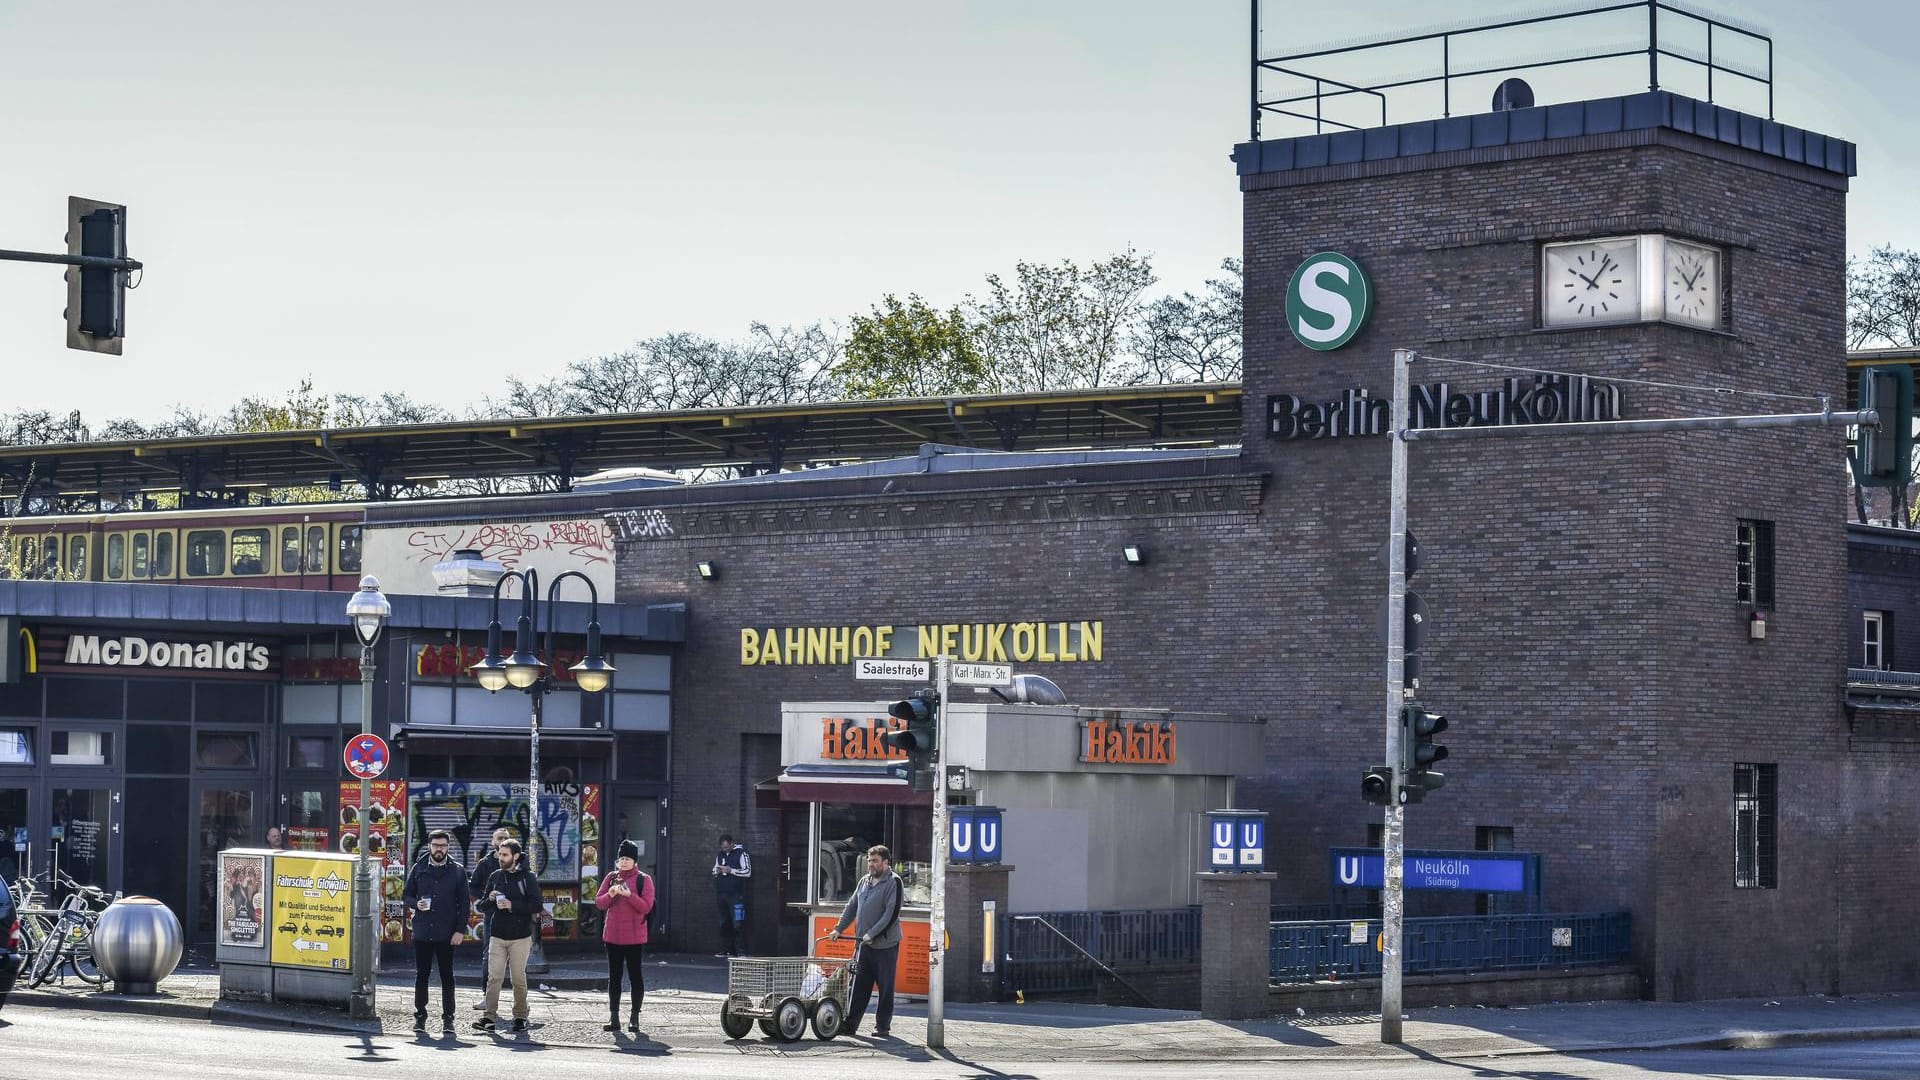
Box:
0, 785, 29, 883
191, 784, 259, 938
48, 786, 117, 896
613, 795, 662, 932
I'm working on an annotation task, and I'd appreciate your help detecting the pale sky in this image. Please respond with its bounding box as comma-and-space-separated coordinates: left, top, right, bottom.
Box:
1, 1, 1914, 422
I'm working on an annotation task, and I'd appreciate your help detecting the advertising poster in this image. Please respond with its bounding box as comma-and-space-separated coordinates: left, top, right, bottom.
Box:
578, 784, 602, 940
542, 885, 579, 942
340, 780, 409, 943
810, 914, 932, 997
285, 826, 329, 852
218, 852, 265, 948
270, 855, 354, 969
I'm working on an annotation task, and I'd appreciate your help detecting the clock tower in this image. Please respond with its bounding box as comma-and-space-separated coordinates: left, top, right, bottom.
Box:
1234, 15, 1890, 1000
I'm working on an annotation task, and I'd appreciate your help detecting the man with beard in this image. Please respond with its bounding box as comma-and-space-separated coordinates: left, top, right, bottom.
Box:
403, 828, 467, 1029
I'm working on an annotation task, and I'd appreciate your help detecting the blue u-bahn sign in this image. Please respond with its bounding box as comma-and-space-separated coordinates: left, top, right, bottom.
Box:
1331, 848, 1530, 893
950, 805, 1003, 864
1206, 809, 1267, 872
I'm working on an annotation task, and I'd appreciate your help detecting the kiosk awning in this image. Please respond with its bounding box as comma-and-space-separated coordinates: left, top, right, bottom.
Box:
761, 766, 932, 807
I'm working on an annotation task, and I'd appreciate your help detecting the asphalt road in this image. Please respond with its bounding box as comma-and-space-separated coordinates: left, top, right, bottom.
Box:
2, 1007, 1917, 1080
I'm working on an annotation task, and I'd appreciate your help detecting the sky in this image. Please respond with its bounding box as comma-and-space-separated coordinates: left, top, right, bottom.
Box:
1, 0, 1915, 423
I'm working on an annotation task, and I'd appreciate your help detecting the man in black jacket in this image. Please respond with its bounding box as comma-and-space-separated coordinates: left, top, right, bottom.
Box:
466, 826, 513, 1010
403, 828, 467, 1029
475, 838, 541, 1033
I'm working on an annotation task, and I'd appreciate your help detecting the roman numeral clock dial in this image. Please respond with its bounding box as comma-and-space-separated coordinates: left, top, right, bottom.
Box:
1542, 237, 1640, 327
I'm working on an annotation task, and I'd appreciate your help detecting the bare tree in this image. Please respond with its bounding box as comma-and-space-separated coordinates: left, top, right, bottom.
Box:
1848, 246, 1920, 350
969, 249, 1158, 391
1132, 259, 1243, 384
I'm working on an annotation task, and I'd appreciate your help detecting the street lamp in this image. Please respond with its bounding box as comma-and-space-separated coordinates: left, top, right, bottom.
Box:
344, 575, 389, 1021
469, 568, 613, 973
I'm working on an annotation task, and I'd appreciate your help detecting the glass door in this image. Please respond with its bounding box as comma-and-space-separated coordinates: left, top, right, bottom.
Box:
49, 787, 115, 896
0, 786, 29, 883
192, 785, 259, 937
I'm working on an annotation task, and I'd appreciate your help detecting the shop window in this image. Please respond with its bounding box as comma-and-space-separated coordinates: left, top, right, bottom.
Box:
306, 525, 328, 573
288, 734, 332, 771
67, 535, 86, 578
126, 679, 192, 724
132, 532, 151, 578
230, 528, 269, 576
126, 723, 191, 774
51, 729, 113, 767
0, 727, 33, 765
616, 733, 669, 782
185, 529, 226, 577
106, 534, 126, 580
1735, 519, 1774, 608
196, 682, 267, 724
280, 527, 302, 574
47, 677, 123, 720
1734, 763, 1778, 888
196, 731, 259, 768
154, 531, 176, 577
284, 787, 331, 850
816, 803, 931, 906
1864, 610, 1892, 670
337, 525, 364, 573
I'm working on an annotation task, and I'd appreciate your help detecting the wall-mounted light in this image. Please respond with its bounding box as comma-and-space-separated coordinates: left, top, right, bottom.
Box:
1122, 544, 1147, 566
697, 561, 718, 581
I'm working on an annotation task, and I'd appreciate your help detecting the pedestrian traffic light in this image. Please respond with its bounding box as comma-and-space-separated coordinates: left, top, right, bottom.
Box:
1852, 365, 1913, 489
64, 196, 127, 355
1361, 765, 1394, 806
883, 687, 940, 792
1399, 702, 1448, 802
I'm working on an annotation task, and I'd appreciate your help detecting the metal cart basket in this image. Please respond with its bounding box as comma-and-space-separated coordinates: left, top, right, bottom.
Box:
719, 937, 853, 1042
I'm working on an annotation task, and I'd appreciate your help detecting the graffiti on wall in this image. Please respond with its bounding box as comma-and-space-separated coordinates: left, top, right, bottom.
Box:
403, 782, 582, 886
364, 518, 616, 597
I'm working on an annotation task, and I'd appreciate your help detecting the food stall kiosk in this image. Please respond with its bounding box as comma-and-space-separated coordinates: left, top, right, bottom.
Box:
772, 699, 1266, 994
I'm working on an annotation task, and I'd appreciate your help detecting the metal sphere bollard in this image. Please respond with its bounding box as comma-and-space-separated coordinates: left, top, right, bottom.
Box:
92, 896, 184, 994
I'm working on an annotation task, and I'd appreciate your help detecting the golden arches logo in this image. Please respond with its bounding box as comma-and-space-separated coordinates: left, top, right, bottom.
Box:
19, 627, 34, 674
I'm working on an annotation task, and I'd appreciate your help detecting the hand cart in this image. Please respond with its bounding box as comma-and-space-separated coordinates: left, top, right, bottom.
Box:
719, 935, 854, 1042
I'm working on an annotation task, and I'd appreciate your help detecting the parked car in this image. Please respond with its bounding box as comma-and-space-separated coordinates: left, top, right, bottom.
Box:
0, 872, 20, 1013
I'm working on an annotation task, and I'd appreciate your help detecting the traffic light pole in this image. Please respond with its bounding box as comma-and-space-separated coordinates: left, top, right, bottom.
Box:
1380, 348, 1415, 1044
1377, 348, 1876, 1045
927, 654, 952, 1049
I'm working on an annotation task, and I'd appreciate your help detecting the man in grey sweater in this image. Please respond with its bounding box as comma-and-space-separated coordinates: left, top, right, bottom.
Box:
829, 843, 905, 1038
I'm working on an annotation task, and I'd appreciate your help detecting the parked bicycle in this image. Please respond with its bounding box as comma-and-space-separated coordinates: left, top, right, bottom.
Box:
23, 868, 116, 989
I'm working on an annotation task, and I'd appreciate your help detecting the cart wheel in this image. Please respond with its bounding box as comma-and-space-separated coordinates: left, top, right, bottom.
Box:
772, 996, 809, 1042
758, 1016, 778, 1038
811, 996, 844, 1041
719, 994, 755, 1040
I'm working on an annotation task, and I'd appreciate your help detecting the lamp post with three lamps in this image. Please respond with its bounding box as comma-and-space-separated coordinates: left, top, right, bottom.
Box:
344, 575, 391, 1020
467, 568, 614, 974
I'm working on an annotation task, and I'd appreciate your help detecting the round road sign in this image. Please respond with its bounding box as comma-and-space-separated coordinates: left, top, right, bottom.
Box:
344, 733, 391, 780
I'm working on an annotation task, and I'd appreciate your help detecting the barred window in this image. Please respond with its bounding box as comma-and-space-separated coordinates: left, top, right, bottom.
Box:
1734, 763, 1777, 889
1736, 519, 1774, 608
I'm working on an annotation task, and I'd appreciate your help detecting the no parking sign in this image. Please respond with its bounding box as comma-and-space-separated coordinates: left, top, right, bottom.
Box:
343, 733, 390, 780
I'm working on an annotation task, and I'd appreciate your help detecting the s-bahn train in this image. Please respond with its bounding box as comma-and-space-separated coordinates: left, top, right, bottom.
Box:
1, 504, 369, 590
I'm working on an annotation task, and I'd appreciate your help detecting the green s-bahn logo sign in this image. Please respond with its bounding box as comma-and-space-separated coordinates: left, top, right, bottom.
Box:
1285, 251, 1372, 351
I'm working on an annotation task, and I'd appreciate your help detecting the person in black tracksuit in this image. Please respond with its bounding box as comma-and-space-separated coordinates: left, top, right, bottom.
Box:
712, 833, 751, 957
403, 828, 468, 1028
466, 826, 513, 1010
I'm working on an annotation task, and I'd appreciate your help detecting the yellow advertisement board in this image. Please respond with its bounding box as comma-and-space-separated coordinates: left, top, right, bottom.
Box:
271, 855, 355, 970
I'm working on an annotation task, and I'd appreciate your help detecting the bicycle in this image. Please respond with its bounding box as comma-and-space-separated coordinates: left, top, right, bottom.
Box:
25, 869, 115, 989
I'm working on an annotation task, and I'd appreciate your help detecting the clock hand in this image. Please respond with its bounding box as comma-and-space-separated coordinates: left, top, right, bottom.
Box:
1573, 268, 1601, 289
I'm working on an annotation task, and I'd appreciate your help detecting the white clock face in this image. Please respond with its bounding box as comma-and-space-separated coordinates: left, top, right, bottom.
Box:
1543, 238, 1641, 326
1664, 239, 1721, 328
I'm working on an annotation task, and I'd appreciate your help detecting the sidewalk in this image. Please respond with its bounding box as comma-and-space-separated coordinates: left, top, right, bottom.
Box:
13, 955, 1920, 1063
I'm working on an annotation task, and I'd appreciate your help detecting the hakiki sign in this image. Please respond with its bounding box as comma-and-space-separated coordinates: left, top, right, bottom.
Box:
741, 620, 1102, 667
1080, 720, 1177, 766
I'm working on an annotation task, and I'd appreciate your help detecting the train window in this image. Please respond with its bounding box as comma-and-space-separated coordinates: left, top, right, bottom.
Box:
154, 531, 176, 578
231, 528, 269, 576
67, 536, 86, 578
306, 525, 328, 573
106, 535, 126, 580
280, 527, 301, 574
132, 533, 151, 579
19, 537, 37, 578
186, 530, 226, 577
338, 525, 363, 573
40, 534, 58, 578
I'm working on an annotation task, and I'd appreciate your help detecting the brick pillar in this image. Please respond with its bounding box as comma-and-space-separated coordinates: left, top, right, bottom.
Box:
943, 863, 1014, 1003
1197, 872, 1274, 1020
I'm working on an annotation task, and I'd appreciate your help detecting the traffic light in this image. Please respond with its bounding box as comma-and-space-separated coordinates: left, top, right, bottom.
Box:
65, 196, 127, 355
1399, 702, 1448, 802
1853, 365, 1914, 489
1361, 765, 1394, 806
883, 687, 940, 792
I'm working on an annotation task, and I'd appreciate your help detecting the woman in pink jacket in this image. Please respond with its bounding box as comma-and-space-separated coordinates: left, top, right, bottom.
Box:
594, 838, 655, 1033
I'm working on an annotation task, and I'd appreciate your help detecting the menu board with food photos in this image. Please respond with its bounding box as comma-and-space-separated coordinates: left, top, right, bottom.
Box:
339, 780, 409, 944
577, 785, 602, 940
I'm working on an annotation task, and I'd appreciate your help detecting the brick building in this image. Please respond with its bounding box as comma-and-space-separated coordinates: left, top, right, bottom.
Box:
603, 90, 1920, 1001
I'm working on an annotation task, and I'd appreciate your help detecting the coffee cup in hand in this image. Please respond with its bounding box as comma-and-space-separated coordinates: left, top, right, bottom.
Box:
417, 897, 432, 911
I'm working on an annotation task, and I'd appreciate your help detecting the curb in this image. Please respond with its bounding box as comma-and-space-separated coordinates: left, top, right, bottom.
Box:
11, 990, 212, 1023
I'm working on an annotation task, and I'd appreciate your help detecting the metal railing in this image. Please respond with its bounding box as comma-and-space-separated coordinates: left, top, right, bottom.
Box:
1847, 667, 1920, 687
1251, 0, 1774, 139
1001, 906, 1200, 997
1269, 911, 1631, 984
